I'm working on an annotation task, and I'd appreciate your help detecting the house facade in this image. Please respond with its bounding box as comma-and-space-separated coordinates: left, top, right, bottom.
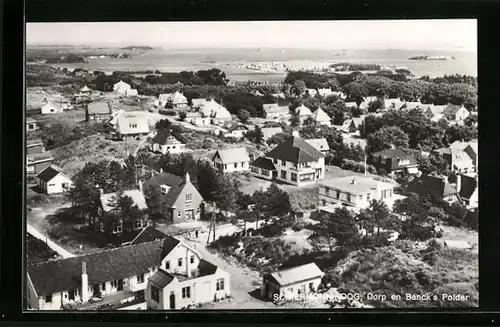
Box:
431, 147, 475, 173
27, 139, 45, 155
27, 152, 54, 175
113, 80, 133, 95
41, 102, 64, 114
368, 149, 419, 175
261, 127, 283, 142
443, 105, 470, 122
158, 92, 188, 109
295, 105, 313, 124
27, 118, 39, 131
261, 263, 324, 301
86, 102, 113, 122
212, 148, 251, 173
142, 172, 205, 224
311, 107, 332, 126
150, 130, 186, 155
26, 237, 194, 311
145, 242, 230, 310
263, 104, 290, 120
36, 166, 74, 194
318, 176, 396, 209
406, 174, 460, 203
250, 157, 277, 180
115, 112, 150, 138
262, 132, 325, 186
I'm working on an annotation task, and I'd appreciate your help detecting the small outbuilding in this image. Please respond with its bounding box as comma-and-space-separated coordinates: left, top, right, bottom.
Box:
36, 166, 74, 194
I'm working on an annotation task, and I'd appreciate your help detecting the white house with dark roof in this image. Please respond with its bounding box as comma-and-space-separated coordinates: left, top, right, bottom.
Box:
250, 157, 277, 180
41, 101, 64, 114
212, 148, 251, 173
36, 166, 74, 194
311, 107, 332, 126
85, 101, 112, 122
261, 131, 325, 186
115, 111, 150, 138
295, 105, 313, 124
26, 118, 39, 131
318, 176, 397, 210
261, 263, 324, 300
443, 104, 470, 122
150, 130, 186, 155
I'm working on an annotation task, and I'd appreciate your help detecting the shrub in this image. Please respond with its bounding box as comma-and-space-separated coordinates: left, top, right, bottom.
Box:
291, 221, 306, 231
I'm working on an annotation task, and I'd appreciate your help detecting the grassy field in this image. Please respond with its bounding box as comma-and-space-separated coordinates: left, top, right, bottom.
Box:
26, 233, 60, 265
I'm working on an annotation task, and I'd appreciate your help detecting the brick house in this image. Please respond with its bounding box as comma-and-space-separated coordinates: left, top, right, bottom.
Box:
142, 172, 205, 224
368, 149, 419, 175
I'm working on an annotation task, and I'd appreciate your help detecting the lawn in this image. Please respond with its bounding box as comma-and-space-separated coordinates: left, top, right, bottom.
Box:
26, 233, 60, 265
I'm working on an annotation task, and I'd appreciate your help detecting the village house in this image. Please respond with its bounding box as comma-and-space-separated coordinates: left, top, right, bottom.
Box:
212, 148, 251, 173
224, 124, 250, 139
464, 142, 478, 170
250, 157, 277, 180
27, 236, 216, 311
423, 104, 447, 118
443, 104, 470, 122
431, 146, 475, 173
185, 112, 211, 127
158, 91, 189, 109
368, 149, 419, 176
80, 85, 92, 95
344, 101, 358, 109
318, 176, 397, 209
199, 100, 232, 124
271, 92, 286, 99
257, 131, 325, 186
85, 101, 113, 122
145, 240, 230, 310
456, 174, 478, 209
41, 101, 64, 114
262, 103, 290, 120
27, 138, 45, 155
305, 88, 318, 97
115, 111, 150, 139
317, 88, 334, 97
311, 107, 332, 126
36, 166, 74, 194
26, 118, 39, 132
406, 174, 460, 203
142, 172, 205, 224
149, 130, 186, 155
113, 80, 138, 96
253, 90, 264, 97
295, 104, 313, 124
27, 151, 54, 175
261, 127, 283, 143
191, 98, 210, 110
88, 188, 151, 245
341, 117, 364, 133
359, 96, 378, 110
226, 79, 236, 87
260, 263, 324, 301
305, 138, 330, 155
401, 101, 424, 110
383, 98, 405, 111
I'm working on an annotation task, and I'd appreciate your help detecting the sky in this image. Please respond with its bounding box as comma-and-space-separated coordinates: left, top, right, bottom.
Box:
26, 20, 477, 51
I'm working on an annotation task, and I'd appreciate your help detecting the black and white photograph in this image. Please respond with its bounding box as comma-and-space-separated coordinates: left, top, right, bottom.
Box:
25, 19, 478, 311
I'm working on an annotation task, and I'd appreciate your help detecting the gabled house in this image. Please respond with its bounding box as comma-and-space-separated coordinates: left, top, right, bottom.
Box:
318, 176, 396, 209
406, 174, 460, 203
80, 85, 92, 94
305, 138, 330, 155
145, 240, 230, 310
344, 101, 359, 109
89, 189, 150, 244
261, 263, 323, 300
250, 157, 277, 180
306, 89, 318, 97
464, 142, 478, 170
295, 105, 312, 122
224, 124, 250, 139
27, 151, 54, 175
253, 90, 264, 96
431, 147, 475, 173
443, 105, 470, 122
424, 104, 447, 118
158, 92, 188, 109
199, 100, 232, 123
401, 101, 424, 110
85, 101, 112, 122
262, 131, 325, 186
383, 98, 405, 111
113, 80, 133, 95
311, 107, 332, 126
191, 98, 209, 109
212, 148, 251, 173
261, 127, 283, 142
317, 88, 335, 97
150, 130, 186, 155
41, 101, 64, 114
342, 117, 364, 133
142, 172, 204, 224
27, 138, 45, 155
368, 149, 419, 175
115, 112, 150, 138
456, 174, 478, 209
27, 118, 39, 131
36, 166, 74, 194
262, 104, 290, 120
359, 96, 378, 110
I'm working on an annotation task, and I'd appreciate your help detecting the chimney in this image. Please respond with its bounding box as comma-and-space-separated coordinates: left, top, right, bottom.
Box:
81, 262, 89, 302
186, 248, 191, 278
351, 178, 356, 185
185, 172, 190, 183
138, 180, 143, 193
456, 174, 462, 193
291, 130, 299, 138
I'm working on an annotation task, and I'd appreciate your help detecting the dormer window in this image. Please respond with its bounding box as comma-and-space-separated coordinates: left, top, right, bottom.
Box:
129, 123, 138, 128
186, 194, 192, 202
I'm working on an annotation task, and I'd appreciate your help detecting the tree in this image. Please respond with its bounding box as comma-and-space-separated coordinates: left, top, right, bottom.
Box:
144, 184, 169, 222
123, 155, 138, 188
237, 109, 251, 123
366, 126, 410, 153
315, 207, 360, 252
289, 112, 301, 127
292, 80, 306, 96
246, 125, 264, 144
367, 98, 385, 113
445, 124, 477, 143
211, 174, 238, 215
342, 82, 369, 106
393, 194, 438, 241
357, 200, 400, 239
267, 132, 291, 146
178, 112, 187, 121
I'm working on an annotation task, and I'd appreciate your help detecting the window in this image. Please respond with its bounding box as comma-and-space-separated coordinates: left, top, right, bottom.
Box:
129, 123, 138, 128
281, 160, 286, 166
347, 194, 351, 203
190, 255, 195, 264
291, 173, 297, 182
309, 282, 314, 289
182, 286, 191, 299
234, 163, 238, 168
111, 280, 118, 288
336, 191, 340, 200
325, 187, 330, 196
101, 283, 106, 291
196, 207, 200, 214
216, 278, 225, 291
134, 219, 143, 229
45, 295, 52, 303
177, 211, 181, 218
48, 183, 56, 187
172, 146, 176, 149
165, 261, 170, 270
224, 164, 227, 170
112, 221, 123, 234
273, 159, 278, 164
186, 194, 192, 202
28, 124, 34, 129
137, 274, 145, 283
178, 258, 183, 267
281, 171, 287, 179
288, 288, 293, 293
367, 193, 371, 200
151, 285, 160, 303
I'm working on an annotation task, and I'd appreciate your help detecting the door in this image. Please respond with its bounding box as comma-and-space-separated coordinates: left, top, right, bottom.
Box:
169, 293, 175, 309
185, 209, 194, 220
68, 290, 75, 301
117, 279, 124, 291
272, 171, 277, 179
93, 284, 100, 297
301, 285, 306, 294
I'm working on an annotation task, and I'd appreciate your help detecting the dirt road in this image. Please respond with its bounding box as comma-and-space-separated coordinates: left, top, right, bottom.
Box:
27, 223, 75, 259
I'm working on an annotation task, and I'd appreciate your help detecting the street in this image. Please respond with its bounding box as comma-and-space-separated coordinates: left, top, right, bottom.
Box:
27, 223, 76, 259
